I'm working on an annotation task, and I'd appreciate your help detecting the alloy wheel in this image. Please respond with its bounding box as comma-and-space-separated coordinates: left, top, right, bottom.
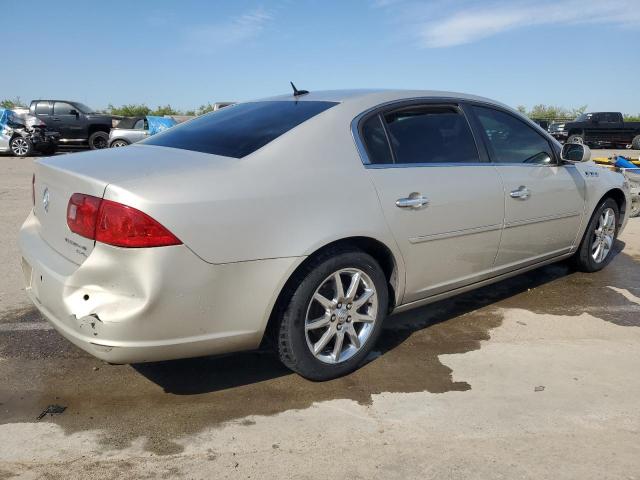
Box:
304, 268, 378, 364
11, 138, 29, 156
591, 207, 615, 263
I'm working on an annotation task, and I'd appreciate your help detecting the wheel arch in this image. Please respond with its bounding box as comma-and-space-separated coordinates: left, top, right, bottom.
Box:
88, 124, 111, 136
260, 236, 401, 348
600, 188, 626, 226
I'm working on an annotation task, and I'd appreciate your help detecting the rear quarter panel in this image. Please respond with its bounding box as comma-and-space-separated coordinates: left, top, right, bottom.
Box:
105, 104, 402, 270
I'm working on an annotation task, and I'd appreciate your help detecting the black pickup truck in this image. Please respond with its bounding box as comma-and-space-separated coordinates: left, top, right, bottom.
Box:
549, 112, 640, 149
29, 100, 114, 149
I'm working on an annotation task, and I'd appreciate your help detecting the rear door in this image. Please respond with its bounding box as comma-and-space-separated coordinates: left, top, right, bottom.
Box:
469, 105, 585, 268
34, 101, 53, 127
359, 102, 504, 303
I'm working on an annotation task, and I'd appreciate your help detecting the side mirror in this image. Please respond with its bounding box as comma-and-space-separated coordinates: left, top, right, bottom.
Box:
561, 143, 591, 163
69, 109, 79, 116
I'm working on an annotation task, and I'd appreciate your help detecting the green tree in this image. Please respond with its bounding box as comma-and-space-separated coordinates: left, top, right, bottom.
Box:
1, 97, 26, 109
151, 105, 181, 116
108, 104, 151, 117
623, 113, 640, 122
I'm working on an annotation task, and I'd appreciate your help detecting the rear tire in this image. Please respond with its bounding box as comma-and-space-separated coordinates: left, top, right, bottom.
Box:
277, 248, 388, 381
110, 139, 130, 148
89, 131, 109, 150
572, 198, 619, 272
10, 136, 33, 157
632, 135, 640, 150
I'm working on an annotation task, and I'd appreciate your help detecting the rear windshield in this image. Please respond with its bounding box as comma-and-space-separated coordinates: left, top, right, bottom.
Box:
143, 100, 338, 158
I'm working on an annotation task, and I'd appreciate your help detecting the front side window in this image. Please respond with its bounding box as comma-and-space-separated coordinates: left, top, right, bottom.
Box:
54, 102, 75, 115
144, 101, 337, 158
473, 106, 554, 165
133, 119, 145, 130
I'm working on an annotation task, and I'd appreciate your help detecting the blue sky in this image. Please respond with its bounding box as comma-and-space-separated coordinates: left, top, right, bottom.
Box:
3, 0, 639, 113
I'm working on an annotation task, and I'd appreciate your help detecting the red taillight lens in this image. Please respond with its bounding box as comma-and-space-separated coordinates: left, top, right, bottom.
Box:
32, 174, 35, 207
67, 193, 101, 239
66, 193, 181, 248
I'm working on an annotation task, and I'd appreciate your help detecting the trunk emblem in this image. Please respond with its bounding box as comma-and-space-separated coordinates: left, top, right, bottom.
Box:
42, 187, 50, 213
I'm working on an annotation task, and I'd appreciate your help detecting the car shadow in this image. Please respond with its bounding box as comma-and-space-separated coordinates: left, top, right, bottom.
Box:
134, 242, 619, 396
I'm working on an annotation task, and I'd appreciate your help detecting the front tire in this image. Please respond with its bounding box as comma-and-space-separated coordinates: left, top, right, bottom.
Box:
572, 198, 619, 272
632, 135, 640, 150
277, 249, 388, 381
89, 131, 109, 150
10, 136, 33, 157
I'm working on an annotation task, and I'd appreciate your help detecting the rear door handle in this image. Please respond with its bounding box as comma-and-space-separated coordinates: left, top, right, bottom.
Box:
396, 193, 429, 209
510, 186, 531, 200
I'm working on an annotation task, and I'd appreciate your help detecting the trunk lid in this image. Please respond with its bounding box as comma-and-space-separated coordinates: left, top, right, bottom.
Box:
34, 161, 107, 265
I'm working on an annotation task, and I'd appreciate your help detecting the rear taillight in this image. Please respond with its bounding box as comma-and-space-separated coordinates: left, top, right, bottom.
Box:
66, 193, 181, 248
31, 174, 35, 207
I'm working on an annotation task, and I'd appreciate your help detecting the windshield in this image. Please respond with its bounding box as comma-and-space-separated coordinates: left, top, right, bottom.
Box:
74, 102, 95, 114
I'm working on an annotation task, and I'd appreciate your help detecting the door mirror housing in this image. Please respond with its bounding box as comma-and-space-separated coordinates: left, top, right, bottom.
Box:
561, 143, 591, 163
69, 109, 79, 116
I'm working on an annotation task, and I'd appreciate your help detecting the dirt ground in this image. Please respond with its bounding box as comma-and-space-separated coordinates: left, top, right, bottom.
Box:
1, 153, 639, 479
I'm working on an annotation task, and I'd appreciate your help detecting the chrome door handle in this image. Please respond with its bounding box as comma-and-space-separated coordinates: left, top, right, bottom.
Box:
510, 186, 531, 200
396, 193, 429, 209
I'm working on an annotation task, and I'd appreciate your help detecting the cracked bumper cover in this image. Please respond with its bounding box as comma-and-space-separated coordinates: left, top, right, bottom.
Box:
19, 211, 301, 363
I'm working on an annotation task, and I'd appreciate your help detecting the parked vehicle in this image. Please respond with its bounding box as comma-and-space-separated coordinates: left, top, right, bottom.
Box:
109, 116, 177, 147
0, 108, 60, 157
19, 90, 630, 380
550, 112, 640, 149
29, 100, 114, 150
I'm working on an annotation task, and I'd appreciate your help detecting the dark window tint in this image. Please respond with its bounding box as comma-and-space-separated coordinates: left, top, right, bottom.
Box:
382, 106, 479, 164
35, 102, 50, 115
473, 106, 554, 165
144, 101, 337, 158
54, 102, 75, 115
361, 114, 393, 164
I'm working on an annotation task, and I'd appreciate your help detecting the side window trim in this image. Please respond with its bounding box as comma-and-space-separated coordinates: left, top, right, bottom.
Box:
354, 99, 487, 167
466, 102, 560, 166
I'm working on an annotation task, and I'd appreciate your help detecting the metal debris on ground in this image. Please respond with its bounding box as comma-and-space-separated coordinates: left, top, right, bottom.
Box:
36, 404, 67, 420
534, 386, 545, 392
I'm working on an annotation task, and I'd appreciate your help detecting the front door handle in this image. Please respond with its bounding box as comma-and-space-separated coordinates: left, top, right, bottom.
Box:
510, 186, 531, 200
396, 193, 429, 209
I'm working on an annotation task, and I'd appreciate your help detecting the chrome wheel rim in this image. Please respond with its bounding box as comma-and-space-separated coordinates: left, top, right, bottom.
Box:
571, 136, 583, 144
591, 207, 615, 263
305, 268, 378, 364
112, 141, 127, 147
11, 138, 29, 155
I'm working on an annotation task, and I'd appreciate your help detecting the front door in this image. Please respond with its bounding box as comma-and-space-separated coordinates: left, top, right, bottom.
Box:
53, 101, 85, 139
359, 103, 504, 304
470, 105, 586, 268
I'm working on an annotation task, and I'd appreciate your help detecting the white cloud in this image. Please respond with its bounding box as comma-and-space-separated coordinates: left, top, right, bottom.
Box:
378, 0, 640, 48
185, 8, 273, 52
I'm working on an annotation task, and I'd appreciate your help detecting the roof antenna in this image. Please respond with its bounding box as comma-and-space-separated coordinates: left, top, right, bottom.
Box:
290, 81, 309, 97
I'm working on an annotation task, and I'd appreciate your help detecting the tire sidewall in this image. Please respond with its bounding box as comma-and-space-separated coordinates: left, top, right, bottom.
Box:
576, 198, 619, 272
280, 250, 388, 380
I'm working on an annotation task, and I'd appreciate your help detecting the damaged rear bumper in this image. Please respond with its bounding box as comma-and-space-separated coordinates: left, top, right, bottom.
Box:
19, 211, 301, 364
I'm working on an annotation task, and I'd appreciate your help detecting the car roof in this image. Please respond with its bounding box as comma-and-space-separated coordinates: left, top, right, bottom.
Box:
257, 89, 511, 110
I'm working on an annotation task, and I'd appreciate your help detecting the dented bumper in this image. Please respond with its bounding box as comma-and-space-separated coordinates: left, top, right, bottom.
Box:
19, 211, 301, 363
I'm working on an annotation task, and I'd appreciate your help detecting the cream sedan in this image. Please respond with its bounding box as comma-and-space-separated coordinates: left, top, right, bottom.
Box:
19, 90, 630, 380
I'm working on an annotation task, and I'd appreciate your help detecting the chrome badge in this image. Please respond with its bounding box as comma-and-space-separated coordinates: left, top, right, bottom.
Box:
42, 187, 50, 213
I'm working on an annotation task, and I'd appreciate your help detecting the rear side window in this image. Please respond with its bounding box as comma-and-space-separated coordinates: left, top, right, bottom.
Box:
361, 115, 394, 164
473, 106, 554, 165
35, 102, 50, 115
382, 106, 479, 164
144, 101, 337, 158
